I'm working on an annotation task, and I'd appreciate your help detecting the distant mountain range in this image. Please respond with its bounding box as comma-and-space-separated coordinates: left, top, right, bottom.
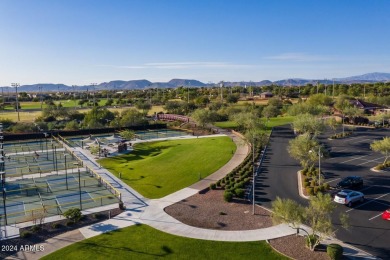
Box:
1, 72, 390, 92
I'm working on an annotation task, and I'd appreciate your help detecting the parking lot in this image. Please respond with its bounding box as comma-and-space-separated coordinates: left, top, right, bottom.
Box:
318, 128, 390, 258
257, 125, 390, 259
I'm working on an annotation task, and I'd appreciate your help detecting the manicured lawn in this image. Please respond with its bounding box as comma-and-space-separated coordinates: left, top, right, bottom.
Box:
42, 224, 288, 260
263, 116, 295, 131
214, 116, 295, 132
98, 137, 236, 199
214, 121, 238, 129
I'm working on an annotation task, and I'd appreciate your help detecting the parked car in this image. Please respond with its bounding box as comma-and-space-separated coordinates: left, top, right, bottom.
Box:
336, 176, 363, 189
382, 209, 390, 220
333, 190, 365, 207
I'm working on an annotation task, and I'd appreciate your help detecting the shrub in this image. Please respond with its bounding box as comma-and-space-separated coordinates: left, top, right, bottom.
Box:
327, 244, 343, 260
51, 223, 61, 229
219, 211, 227, 215
65, 221, 75, 226
20, 231, 31, 238
305, 234, 319, 249
313, 186, 319, 195
216, 180, 221, 187
304, 181, 310, 188
310, 180, 316, 187
210, 183, 216, 190
302, 168, 308, 175
224, 191, 233, 202
63, 208, 82, 223
30, 225, 41, 233
323, 183, 330, 190
306, 187, 314, 196
234, 188, 245, 198
375, 164, 385, 170
93, 213, 105, 219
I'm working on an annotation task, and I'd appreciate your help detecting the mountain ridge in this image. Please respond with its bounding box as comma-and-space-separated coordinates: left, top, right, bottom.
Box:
1, 73, 389, 92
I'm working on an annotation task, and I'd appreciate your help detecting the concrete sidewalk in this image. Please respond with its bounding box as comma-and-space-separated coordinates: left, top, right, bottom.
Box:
8, 131, 379, 260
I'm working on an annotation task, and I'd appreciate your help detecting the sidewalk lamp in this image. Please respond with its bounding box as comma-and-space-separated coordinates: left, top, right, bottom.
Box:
309, 146, 322, 186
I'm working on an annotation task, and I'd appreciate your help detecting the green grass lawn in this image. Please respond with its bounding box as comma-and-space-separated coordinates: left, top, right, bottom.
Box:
98, 137, 236, 199
263, 116, 294, 131
214, 116, 295, 132
42, 224, 288, 260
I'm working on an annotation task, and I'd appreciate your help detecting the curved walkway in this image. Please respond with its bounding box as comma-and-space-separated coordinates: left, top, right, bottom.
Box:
9, 130, 371, 259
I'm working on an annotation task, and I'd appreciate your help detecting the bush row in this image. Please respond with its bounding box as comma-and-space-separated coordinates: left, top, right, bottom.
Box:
374, 161, 390, 171
330, 131, 353, 139
209, 142, 264, 202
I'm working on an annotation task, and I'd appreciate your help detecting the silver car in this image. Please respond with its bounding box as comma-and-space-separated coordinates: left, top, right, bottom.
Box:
333, 190, 364, 207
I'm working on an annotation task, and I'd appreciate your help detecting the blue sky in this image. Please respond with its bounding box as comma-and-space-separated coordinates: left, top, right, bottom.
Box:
1, 0, 390, 85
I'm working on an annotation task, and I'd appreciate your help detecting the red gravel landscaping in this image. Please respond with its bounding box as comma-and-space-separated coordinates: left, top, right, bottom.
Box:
165, 189, 272, 230
165, 189, 332, 259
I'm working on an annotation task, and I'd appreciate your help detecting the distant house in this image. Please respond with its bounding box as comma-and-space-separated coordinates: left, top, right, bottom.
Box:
260, 92, 274, 99
349, 99, 387, 115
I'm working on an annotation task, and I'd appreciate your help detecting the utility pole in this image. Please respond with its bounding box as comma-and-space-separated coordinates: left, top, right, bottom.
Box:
91, 83, 97, 107
72, 85, 77, 111
220, 81, 224, 102
11, 83, 20, 121
332, 79, 335, 99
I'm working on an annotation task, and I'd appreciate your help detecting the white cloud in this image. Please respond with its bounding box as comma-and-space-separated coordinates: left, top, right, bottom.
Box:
265, 53, 332, 62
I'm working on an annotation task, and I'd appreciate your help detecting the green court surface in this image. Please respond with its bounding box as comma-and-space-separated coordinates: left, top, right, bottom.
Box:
98, 136, 236, 199
4, 140, 79, 178
1, 170, 119, 225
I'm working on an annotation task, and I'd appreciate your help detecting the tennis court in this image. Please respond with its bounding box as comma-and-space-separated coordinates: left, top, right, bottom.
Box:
0, 202, 25, 218
66, 129, 189, 147
3, 139, 80, 178
1, 169, 120, 225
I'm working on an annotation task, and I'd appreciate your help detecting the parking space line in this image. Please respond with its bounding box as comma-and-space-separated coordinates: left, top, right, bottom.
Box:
346, 193, 390, 213
356, 156, 386, 166
340, 155, 371, 164
325, 178, 340, 184
369, 212, 384, 221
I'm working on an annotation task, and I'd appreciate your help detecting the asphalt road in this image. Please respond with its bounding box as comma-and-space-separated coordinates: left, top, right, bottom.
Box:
256, 125, 390, 259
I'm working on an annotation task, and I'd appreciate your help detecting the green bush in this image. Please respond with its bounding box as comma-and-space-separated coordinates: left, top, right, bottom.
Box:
65, 221, 75, 226
51, 223, 61, 229
310, 180, 316, 187
323, 183, 330, 190
209, 183, 216, 190
305, 234, 319, 249
30, 225, 41, 233
224, 191, 233, 202
234, 188, 245, 198
93, 213, 105, 219
327, 244, 343, 260
313, 186, 319, 194
306, 187, 314, 196
303, 181, 309, 188
63, 208, 82, 223
20, 231, 31, 238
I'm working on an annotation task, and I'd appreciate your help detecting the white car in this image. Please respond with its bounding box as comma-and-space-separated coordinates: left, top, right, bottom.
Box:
333, 190, 364, 207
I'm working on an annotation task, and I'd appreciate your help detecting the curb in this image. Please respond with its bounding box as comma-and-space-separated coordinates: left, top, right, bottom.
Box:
297, 171, 310, 200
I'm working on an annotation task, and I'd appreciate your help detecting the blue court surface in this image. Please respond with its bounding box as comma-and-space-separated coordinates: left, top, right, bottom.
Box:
4, 183, 21, 196
0, 202, 25, 218
56, 191, 94, 208
47, 176, 78, 191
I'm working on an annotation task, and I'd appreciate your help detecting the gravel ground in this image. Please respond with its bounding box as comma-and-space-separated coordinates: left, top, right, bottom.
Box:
165, 189, 272, 230
269, 235, 331, 260
166, 189, 331, 259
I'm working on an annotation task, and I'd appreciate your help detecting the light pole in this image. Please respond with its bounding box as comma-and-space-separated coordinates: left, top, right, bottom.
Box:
64, 154, 68, 190
310, 146, 322, 186
44, 133, 49, 160
11, 83, 20, 121
252, 137, 256, 215
74, 162, 82, 210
